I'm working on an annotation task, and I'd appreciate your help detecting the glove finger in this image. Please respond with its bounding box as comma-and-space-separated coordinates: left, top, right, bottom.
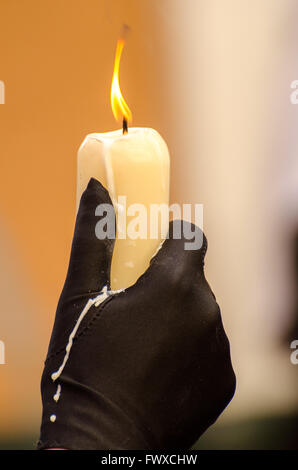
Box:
130, 219, 207, 296
62, 178, 116, 297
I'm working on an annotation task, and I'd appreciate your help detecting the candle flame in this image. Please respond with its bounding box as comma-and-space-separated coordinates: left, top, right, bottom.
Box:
110, 39, 132, 123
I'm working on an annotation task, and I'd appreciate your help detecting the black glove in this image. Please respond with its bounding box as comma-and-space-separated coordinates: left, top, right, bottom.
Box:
37, 178, 236, 450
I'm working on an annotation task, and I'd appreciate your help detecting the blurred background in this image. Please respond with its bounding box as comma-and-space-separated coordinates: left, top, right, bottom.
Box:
0, 0, 298, 449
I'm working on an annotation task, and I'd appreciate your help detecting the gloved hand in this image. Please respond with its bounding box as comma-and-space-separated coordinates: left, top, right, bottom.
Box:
37, 178, 236, 450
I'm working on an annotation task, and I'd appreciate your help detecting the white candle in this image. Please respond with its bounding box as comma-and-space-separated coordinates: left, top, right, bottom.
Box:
77, 127, 170, 290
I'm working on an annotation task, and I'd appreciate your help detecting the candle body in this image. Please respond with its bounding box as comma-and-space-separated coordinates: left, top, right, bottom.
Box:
77, 128, 170, 290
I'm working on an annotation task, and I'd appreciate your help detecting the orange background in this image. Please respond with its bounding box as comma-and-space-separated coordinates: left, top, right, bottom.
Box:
0, 0, 298, 447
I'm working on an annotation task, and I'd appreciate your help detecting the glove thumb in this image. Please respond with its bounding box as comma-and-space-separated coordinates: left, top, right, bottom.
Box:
62, 178, 116, 297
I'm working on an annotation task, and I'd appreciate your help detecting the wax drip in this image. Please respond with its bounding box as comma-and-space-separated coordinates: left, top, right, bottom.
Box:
151, 239, 166, 259
51, 286, 123, 382
101, 139, 127, 236
50, 286, 125, 423
53, 384, 61, 403
102, 140, 117, 208
49, 285, 124, 422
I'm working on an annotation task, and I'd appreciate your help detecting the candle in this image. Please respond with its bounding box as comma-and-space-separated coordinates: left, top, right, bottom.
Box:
77, 38, 170, 290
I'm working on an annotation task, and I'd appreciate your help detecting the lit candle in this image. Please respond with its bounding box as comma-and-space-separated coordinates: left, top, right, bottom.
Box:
77, 37, 170, 290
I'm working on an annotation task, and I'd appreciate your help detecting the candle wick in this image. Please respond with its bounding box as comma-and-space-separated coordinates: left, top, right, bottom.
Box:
122, 118, 128, 134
